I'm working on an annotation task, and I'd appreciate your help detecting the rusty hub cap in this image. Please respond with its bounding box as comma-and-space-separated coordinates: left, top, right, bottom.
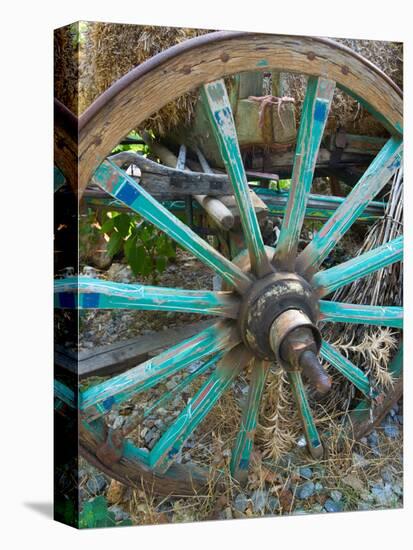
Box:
235, 248, 331, 393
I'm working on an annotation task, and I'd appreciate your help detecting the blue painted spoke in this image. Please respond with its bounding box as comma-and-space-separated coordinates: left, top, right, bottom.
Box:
275, 77, 335, 268
149, 345, 252, 473
312, 236, 403, 297
143, 352, 224, 419
319, 301, 403, 329
92, 159, 252, 293
297, 136, 403, 275
230, 358, 268, 482
81, 321, 241, 421
54, 277, 240, 318
320, 341, 374, 399
201, 80, 271, 277
288, 371, 323, 459
54, 380, 75, 409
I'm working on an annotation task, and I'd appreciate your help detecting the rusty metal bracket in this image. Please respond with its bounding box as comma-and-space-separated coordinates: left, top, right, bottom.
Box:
96, 426, 125, 467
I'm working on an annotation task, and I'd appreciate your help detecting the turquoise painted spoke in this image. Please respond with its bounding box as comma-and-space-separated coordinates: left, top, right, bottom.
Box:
201, 80, 271, 277
320, 341, 373, 398
55, 277, 240, 319
288, 371, 323, 459
149, 345, 252, 473
230, 358, 268, 482
54, 166, 66, 192
92, 160, 252, 293
81, 320, 241, 421
297, 136, 403, 275
54, 380, 75, 409
275, 77, 335, 268
143, 352, 224, 419
312, 236, 403, 297
319, 301, 403, 329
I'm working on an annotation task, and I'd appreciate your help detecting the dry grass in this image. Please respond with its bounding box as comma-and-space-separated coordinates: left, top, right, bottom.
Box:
78, 22, 211, 134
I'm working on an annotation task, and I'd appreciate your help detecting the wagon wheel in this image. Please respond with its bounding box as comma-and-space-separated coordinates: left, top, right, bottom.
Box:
59, 32, 403, 496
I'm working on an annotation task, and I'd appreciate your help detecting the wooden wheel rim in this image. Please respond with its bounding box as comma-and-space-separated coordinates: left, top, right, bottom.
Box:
78, 31, 402, 195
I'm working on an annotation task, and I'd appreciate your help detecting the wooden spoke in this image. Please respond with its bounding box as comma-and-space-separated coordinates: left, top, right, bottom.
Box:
92, 160, 252, 294
55, 277, 240, 318
81, 321, 241, 421
149, 344, 251, 473
288, 371, 323, 459
320, 341, 374, 399
274, 76, 335, 268
230, 358, 268, 483
143, 352, 224, 419
312, 235, 403, 297
201, 80, 272, 277
319, 301, 403, 329
296, 136, 403, 275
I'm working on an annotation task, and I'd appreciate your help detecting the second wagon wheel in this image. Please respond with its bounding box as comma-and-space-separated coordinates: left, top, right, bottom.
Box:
71, 32, 402, 495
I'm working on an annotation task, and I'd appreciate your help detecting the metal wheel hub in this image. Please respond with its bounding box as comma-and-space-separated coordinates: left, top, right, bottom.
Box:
238, 269, 318, 357
237, 258, 331, 393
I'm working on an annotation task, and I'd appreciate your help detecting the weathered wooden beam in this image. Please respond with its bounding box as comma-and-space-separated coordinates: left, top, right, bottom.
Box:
55, 319, 214, 379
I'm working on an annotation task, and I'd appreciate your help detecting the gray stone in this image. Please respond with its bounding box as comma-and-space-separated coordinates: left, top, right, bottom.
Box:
233, 492, 249, 513
396, 415, 403, 425
324, 499, 343, 513
381, 467, 394, 484
154, 419, 165, 430
315, 482, 323, 493
330, 490, 343, 503
358, 502, 371, 511
384, 424, 399, 439
293, 509, 307, 515
392, 483, 403, 496
144, 428, 157, 444
371, 483, 394, 506
251, 489, 268, 513
108, 505, 130, 522
297, 481, 315, 500
367, 431, 379, 447
311, 504, 324, 513
86, 474, 107, 495
352, 452, 368, 468
165, 380, 176, 391
360, 490, 374, 502
266, 496, 280, 514
299, 467, 313, 480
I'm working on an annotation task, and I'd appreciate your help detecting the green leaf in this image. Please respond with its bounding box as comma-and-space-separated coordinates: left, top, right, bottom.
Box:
107, 231, 123, 257
100, 217, 115, 234
114, 213, 131, 238
140, 256, 153, 277
139, 225, 154, 244
156, 255, 167, 273
126, 242, 146, 276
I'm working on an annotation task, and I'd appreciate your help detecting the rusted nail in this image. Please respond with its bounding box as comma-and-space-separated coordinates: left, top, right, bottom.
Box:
341, 65, 350, 75
182, 65, 191, 75
220, 53, 230, 62
307, 51, 316, 61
